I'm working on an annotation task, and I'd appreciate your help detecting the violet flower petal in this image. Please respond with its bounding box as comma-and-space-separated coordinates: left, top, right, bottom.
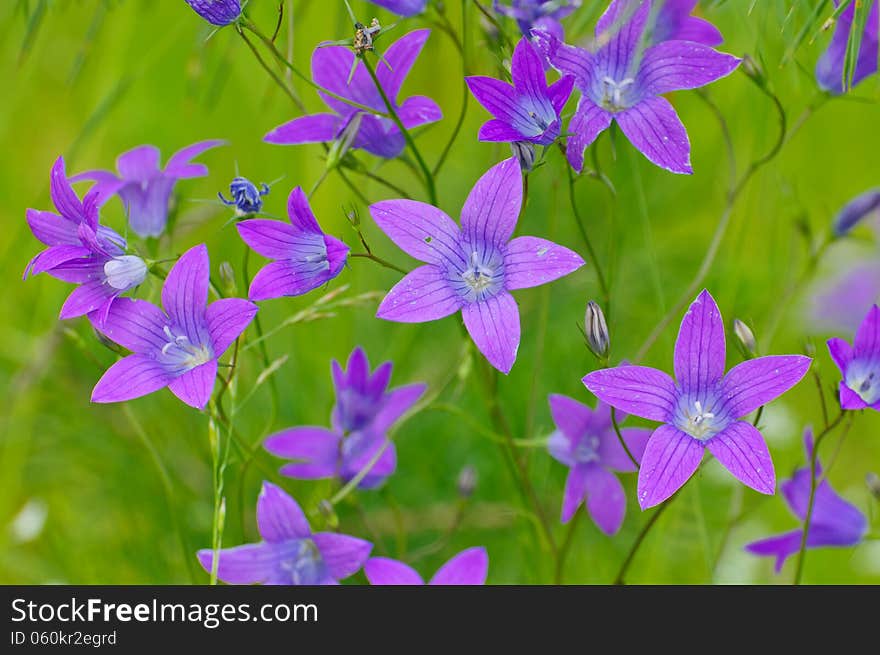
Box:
91, 354, 173, 403
720, 355, 812, 418
167, 359, 217, 409
429, 547, 489, 585
311, 532, 372, 580
615, 96, 692, 174
265, 427, 341, 479
637, 424, 704, 509
257, 482, 312, 542
582, 365, 678, 422
461, 291, 521, 375
706, 421, 775, 494
583, 464, 626, 535
264, 113, 341, 145
504, 236, 584, 290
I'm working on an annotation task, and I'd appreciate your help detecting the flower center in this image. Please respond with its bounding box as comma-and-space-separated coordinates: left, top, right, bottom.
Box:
846, 362, 880, 405
160, 325, 213, 371
459, 250, 505, 302
280, 538, 328, 585
600, 77, 635, 112
678, 400, 721, 440
573, 435, 601, 463
103, 255, 147, 291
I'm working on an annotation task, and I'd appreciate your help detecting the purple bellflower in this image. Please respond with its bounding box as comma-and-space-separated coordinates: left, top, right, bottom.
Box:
650, 1, 723, 46
370, 157, 585, 374
365, 0, 428, 17
745, 429, 867, 572
91, 244, 258, 409
264, 347, 426, 489
25, 157, 147, 324
264, 30, 441, 159
184, 0, 242, 26
494, 0, 582, 41
198, 482, 372, 584
816, 0, 879, 95
828, 304, 880, 411
583, 290, 812, 509
220, 176, 269, 216
533, 0, 740, 174
466, 38, 574, 147
547, 394, 651, 534
236, 187, 349, 301
365, 547, 489, 585
73, 140, 223, 238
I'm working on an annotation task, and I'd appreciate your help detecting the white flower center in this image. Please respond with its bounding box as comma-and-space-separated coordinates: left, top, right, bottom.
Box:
846, 364, 880, 405
600, 77, 635, 112
681, 400, 719, 441
161, 325, 212, 371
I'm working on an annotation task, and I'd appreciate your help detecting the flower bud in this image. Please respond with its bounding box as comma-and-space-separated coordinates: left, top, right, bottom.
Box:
218, 261, 237, 297
732, 318, 757, 359
832, 189, 880, 237
510, 141, 537, 172
740, 54, 766, 87
457, 465, 478, 498
103, 255, 147, 291
866, 472, 880, 501
318, 500, 339, 530
184, 0, 242, 27
584, 300, 610, 360
327, 113, 363, 169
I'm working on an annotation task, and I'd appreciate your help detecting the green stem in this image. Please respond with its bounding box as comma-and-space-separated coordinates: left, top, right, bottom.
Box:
432, 0, 469, 178
614, 500, 671, 585
350, 251, 409, 274
566, 161, 610, 310
236, 26, 305, 112
554, 511, 583, 584
611, 407, 639, 470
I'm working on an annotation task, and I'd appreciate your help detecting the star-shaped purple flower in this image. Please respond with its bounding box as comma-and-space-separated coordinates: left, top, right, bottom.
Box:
264, 347, 426, 489
583, 290, 812, 509
533, 0, 740, 174
24, 157, 147, 324
494, 0, 582, 41
364, 547, 489, 585
547, 394, 651, 534
365, 0, 428, 17
184, 0, 242, 26
236, 187, 350, 301
371, 157, 585, 373
745, 429, 867, 573
828, 304, 880, 412
816, 0, 879, 95
264, 29, 442, 160
91, 244, 258, 410
198, 482, 372, 585
650, 0, 723, 46
466, 38, 574, 147
74, 140, 223, 238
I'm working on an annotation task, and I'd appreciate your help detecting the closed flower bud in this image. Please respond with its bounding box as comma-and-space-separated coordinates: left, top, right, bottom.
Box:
218, 261, 237, 296
740, 54, 766, 87
584, 300, 610, 360
457, 465, 478, 498
318, 500, 339, 530
732, 318, 757, 359
184, 0, 242, 27
867, 472, 880, 501
510, 141, 537, 172
327, 113, 363, 169
832, 189, 880, 237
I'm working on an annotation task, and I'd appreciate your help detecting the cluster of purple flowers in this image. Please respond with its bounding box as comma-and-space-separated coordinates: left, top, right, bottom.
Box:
22, 0, 878, 586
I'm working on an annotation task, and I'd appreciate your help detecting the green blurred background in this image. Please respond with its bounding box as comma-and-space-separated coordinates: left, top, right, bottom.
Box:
2, 0, 878, 584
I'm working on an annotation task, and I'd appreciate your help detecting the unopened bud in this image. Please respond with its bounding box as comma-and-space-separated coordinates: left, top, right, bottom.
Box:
832, 189, 880, 237
510, 141, 536, 172
91, 326, 127, 356
457, 465, 477, 498
584, 300, 610, 360
218, 261, 237, 296
327, 113, 363, 169
740, 54, 766, 87
318, 500, 339, 530
732, 319, 757, 359
867, 472, 880, 501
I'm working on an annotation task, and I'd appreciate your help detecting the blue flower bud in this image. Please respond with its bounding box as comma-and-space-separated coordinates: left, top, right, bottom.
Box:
219, 177, 270, 216
184, 0, 242, 26
103, 255, 147, 291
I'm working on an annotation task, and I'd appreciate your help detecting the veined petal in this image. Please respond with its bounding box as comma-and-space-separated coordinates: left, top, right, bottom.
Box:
257, 482, 311, 542
376, 265, 462, 323
460, 157, 522, 248
637, 424, 704, 509
59, 282, 115, 320
398, 95, 443, 130
465, 76, 520, 123
826, 337, 853, 374
91, 354, 173, 404
248, 261, 336, 301
26, 209, 79, 246
27, 244, 91, 277
312, 532, 372, 581
615, 96, 692, 174
429, 547, 489, 585
264, 113, 341, 145
93, 297, 170, 352
706, 421, 775, 495
461, 291, 521, 374
197, 544, 280, 585
720, 355, 812, 418
370, 200, 465, 266
354, 115, 407, 159
162, 244, 209, 342
582, 365, 678, 422
531, 29, 596, 90
511, 37, 550, 102
168, 359, 217, 409
478, 119, 525, 142
561, 464, 588, 522
638, 41, 740, 95
375, 29, 430, 101
49, 157, 85, 222
164, 139, 224, 179
236, 219, 320, 259
365, 557, 424, 585
265, 427, 341, 480
206, 298, 258, 356
673, 289, 725, 393
547, 75, 575, 115
504, 236, 584, 289
565, 99, 613, 173
594, 0, 651, 81
583, 465, 626, 535
312, 45, 382, 115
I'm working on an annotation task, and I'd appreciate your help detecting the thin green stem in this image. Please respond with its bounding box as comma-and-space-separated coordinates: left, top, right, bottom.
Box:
350, 251, 408, 274
614, 500, 672, 585
611, 407, 639, 470
566, 162, 609, 309
432, 0, 469, 178
554, 511, 583, 584
236, 26, 305, 112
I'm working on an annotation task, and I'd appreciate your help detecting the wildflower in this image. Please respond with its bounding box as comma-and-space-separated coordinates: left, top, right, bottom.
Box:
745, 429, 867, 572
264, 347, 426, 489
219, 177, 269, 216
547, 394, 651, 533
90, 244, 258, 409
732, 318, 757, 359
827, 304, 880, 411
365, 0, 428, 18
73, 140, 224, 238
264, 30, 441, 159
198, 482, 372, 584
184, 0, 242, 26
466, 38, 574, 147
533, 0, 740, 174
583, 290, 812, 509
371, 157, 585, 373
832, 189, 880, 236
236, 187, 349, 301
365, 547, 488, 585
584, 300, 610, 360
24, 157, 146, 324
494, 0, 582, 41
650, 0, 723, 46
816, 0, 879, 94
